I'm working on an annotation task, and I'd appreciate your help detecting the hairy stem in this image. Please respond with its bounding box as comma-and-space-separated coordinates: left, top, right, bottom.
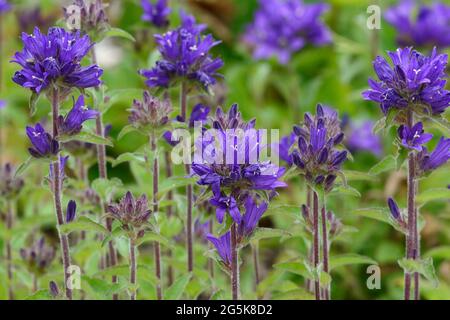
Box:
208, 215, 215, 287
151, 135, 163, 300
252, 242, 260, 288
129, 239, 137, 300
321, 204, 330, 300
180, 82, 194, 272
51, 88, 72, 300
164, 151, 174, 286
231, 223, 240, 300
6, 200, 14, 300
305, 185, 312, 292
313, 191, 320, 300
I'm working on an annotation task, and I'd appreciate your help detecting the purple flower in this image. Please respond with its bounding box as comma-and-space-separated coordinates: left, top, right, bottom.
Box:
66, 200, 77, 223
291, 104, 347, 189
209, 185, 241, 224
387, 197, 401, 220
238, 196, 268, 239
0, 0, 11, 13
362, 47, 450, 116
398, 122, 433, 151
243, 0, 331, 64
11, 27, 103, 95
129, 91, 172, 129
141, 0, 170, 28
278, 133, 296, 165
206, 231, 231, 267
107, 191, 152, 230
26, 123, 59, 158
49, 155, 69, 182
57, 95, 98, 136
418, 137, 450, 173
140, 13, 223, 90
385, 0, 450, 49
346, 121, 383, 157
20, 237, 56, 274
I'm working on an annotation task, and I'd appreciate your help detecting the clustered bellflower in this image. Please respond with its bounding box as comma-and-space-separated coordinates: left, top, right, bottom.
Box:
141, 0, 171, 28
291, 104, 347, 191
243, 0, 331, 64
12, 27, 103, 95
385, 0, 450, 49
140, 12, 223, 90
206, 231, 231, 269
362, 47, 450, 116
397, 122, 433, 152
57, 95, 98, 136
26, 123, 59, 159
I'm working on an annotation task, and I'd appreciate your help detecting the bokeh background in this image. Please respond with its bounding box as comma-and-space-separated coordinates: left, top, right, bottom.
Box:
0, 0, 449, 300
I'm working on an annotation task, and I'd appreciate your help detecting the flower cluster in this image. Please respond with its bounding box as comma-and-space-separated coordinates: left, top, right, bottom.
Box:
385, 0, 450, 49
362, 47, 450, 116
26, 123, 59, 159
12, 27, 103, 95
64, 0, 109, 34
20, 237, 56, 275
291, 104, 347, 191
141, 0, 171, 28
0, 163, 24, 199
243, 0, 331, 64
107, 192, 152, 238
57, 95, 98, 136
140, 12, 223, 90
129, 91, 172, 130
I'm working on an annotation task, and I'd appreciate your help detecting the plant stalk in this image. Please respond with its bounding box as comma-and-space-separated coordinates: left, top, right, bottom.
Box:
231, 223, 240, 300
313, 191, 320, 300
51, 88, 73, 300
129, 239, 137, 300
165, 151, 174, 286
321, 204, 330, 300
252, 242, 260, 287
6, 200, 14, 300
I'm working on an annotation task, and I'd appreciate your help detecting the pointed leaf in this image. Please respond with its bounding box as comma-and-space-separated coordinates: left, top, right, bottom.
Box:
164, 273, 192, 300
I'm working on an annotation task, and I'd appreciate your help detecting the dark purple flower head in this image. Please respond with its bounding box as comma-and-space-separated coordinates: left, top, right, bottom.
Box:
238, 196, 268, 240
278, 133, 296, 166
20, 237, 56, 275
397, 122, 433, 151
345, 120, 383, 157
66, 200, 77, 223
12, 27, 103, 95
417, 137, 450, 174
141, 0, 170, 28
0, 163, 24, 198
0, 0, 11, 13
64, 0, 109, 34
243, 0, 331, 64
129, 91, 172, 130
26, 123, 59, 159
57, 95, 98, 136
140, 13, 223, 90
107, 192, 152, 232
291, 104, 347, 190
363, 47, 450, 116
385, 0, 450, 49
206, 231, 231, 268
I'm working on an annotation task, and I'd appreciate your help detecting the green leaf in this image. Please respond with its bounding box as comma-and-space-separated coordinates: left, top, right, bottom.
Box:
342, 170, 377, 181
368, 155, 396, 176
117, 124, 140, 140
104, 27, 135, 42
353, 207, 392, 224
59, 131, 113, 146
427, 116, 450, 136
101, 88, 143, 114
14, 157, 33, 177
417, 188, 450, 206
136, 231, 172, 248
164, 273, 192, 300
111, 152, 146, 167
157, 177, 197, 199
273, 261, 312, 279
249, 227, 292, 242
264, 205, 301, 220
398, 257, 438, 288
210, 289, 226, 300
330, 254, 377, 270
424, 246, 450, 260
58, 216, 108, 235
25, 289, 52, 300
272, 288, 314, 300
328, 184, 361, 198
91, 177, 123, 201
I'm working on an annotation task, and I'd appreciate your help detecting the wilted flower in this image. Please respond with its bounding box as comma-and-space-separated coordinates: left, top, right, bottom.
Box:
12, 27, 103, 95
0, 0, 10, 13
237, 196, 268, 240
141, 0, 171, 28
206, 231, 231, 269
0, 163, 24, 198
26, 123, 59, 159
362, 47, 450, 116
57, 95, 98, 136
20, 237, 56, 275
129, 91, 172, 130
417, 137, 450, 174
397, 122, 433, 151
291, 104, 347, 190
66, 200, 77, 223
107, 192, 152, 235
385, 0, 450, 49
345, 120, 382, 157
64, 0, 109, 34
243, 0, 331, 64
140, 12, 223, 90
